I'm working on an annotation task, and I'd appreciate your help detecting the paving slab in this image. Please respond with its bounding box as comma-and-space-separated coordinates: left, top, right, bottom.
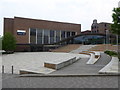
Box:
2, 52, 89, 74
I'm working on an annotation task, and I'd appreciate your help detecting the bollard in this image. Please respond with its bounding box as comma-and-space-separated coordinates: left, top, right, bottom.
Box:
12, 66, 13, 74
2, 65, 4, 74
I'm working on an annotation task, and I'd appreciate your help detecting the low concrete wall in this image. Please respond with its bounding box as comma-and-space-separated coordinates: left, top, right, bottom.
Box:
86, 51, 101, 64
99, 57, 119, 74
44, 57, 77, 70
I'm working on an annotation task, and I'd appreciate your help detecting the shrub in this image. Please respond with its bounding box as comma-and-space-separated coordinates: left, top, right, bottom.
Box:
2, 32, 16, 51
104, 50, 117, 56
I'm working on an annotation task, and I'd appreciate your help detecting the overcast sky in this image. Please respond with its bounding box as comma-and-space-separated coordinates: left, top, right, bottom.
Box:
0, 0, 119, 36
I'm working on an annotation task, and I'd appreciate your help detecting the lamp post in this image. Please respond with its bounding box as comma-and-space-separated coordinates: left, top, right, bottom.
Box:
106, 30, 109, 50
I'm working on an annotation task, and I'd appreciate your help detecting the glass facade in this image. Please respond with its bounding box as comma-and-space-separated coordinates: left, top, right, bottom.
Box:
67, 31, 70, 38
73, 35, 105, 44
30, 28, 76, 44
61, 31, 65, 40
37, 29, 43, 44
44, 30, 50, 44
30, 28, 36, 44
56, 30, 60, 42
50, 30, 55, 43
72, 32, 75, 36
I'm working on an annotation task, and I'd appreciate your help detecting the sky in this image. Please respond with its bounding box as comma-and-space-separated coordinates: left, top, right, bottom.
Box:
0, 0, 119, 36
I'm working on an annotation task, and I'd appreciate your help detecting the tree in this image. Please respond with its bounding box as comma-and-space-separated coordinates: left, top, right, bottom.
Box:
111, 7, 120, 35
2, 32, 16, 51
111, 7, 120, 61
0, 35, 2, 50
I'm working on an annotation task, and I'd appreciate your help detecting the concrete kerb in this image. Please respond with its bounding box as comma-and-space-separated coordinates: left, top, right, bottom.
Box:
99, 56, 119, 74
19, 73, 120, 77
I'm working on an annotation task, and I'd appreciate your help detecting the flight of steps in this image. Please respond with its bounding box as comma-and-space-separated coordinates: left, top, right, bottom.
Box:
88, 44, 117, 51
70, 45, 96, 54
51, 44, 81, 53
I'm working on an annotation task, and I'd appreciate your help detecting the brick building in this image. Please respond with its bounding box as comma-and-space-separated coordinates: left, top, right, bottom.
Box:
91, 19, 111, 34
4, 17, 81, 51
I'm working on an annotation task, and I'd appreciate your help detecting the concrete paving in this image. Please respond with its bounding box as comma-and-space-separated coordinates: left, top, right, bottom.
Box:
2, 74, 119, 88
50, 53, 111, 75
2, 52, 90, 74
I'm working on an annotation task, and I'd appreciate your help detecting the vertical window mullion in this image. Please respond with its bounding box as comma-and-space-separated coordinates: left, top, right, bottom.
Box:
29, 28, 30, 44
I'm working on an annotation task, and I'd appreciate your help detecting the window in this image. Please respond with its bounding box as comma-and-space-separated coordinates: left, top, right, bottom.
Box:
91, 26, 94, 29
61, 31, 65, 40
97, 30, 99, 33
37, 29, 43, 44
30, 28, 36, 44
72, 32, 75, 36
56, 30, 60, 42
94, 26, 96, 29
50, 30, 55, 44
44, 30, 50, 44
67, 31, 70, 38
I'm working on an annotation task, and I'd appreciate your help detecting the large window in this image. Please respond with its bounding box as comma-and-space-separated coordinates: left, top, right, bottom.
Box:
61, 31, 65, 40
30, 28, 76, 44
67, 31, 70, 38
37, 29, 43, 44
72, 32, 75, 36
44, 30, 50, 44
30, 28, 36, 44
56, 30, 60, 42
50, 30, 55, 44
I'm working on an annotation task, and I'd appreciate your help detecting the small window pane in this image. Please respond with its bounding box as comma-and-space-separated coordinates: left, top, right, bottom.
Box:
30, 28, 36, 44
56, 31, 60, 42
44, 30, 49, 44
67, 31, 70, 38
72, 32, 75, 36
37, 29, 43, 44
61, 31, 65, 40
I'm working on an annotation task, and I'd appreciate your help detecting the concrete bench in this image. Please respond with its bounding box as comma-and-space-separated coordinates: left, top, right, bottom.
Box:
86, 51, 101, 64
44, 56, 77, 70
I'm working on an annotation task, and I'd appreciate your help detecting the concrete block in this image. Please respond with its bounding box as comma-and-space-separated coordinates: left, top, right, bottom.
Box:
44, 57, 76, 70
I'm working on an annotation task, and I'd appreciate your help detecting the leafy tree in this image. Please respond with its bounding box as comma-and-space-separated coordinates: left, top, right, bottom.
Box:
111, 7, 120, 35
111, 7, 120, 61
2, 32, 16, 51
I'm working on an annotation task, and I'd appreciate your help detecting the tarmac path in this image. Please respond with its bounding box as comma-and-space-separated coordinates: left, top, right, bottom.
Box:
50, 53, 111, 75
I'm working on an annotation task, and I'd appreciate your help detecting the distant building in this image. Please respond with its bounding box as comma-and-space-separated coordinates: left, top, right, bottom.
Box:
91, 19, 111, 34
81, 30, 91, 34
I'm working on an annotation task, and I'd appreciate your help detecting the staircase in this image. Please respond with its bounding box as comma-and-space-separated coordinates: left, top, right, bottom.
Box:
51, 44, 81, 53
70, 45, 96, 54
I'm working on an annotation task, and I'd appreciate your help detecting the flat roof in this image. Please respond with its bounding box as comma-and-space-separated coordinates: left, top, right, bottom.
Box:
12, 16, 81, 25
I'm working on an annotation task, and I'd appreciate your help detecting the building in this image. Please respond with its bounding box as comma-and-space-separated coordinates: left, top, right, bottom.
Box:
4, 17, 81, 51
91, 19, 111, 34
81, 30, 91, 34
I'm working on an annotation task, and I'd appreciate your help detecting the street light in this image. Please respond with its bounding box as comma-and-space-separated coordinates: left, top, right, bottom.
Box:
106, 30, 109, 50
